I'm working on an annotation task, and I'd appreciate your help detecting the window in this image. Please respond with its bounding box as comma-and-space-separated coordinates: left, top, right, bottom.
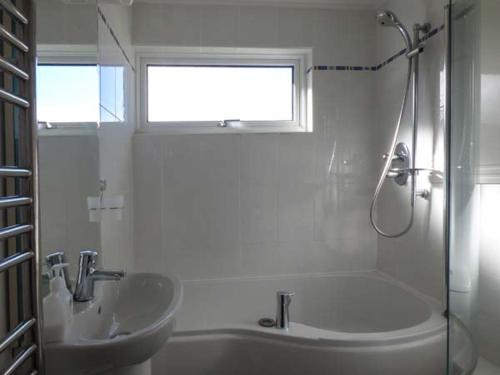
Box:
36, 64, 99, 124
148, 65, 294, 122
138, 49, 312, 133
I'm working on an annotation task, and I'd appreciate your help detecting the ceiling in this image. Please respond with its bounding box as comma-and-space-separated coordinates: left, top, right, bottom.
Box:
135, 0, 382, 10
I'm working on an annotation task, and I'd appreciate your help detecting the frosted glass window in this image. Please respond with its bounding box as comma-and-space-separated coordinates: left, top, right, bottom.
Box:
147, 65, 294, 122
37, 64, 99, 123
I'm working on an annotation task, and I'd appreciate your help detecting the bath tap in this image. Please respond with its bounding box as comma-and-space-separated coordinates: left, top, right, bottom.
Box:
276, 291, 295, 329
73, 250, 125, 302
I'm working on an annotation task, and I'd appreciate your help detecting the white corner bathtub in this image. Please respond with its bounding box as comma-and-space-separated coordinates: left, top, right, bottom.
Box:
153, 271, 447, 375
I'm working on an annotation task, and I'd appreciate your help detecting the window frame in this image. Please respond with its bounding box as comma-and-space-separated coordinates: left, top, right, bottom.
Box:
137, 47, 312, 134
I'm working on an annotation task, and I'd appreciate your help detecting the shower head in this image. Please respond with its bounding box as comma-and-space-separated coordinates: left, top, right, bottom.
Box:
376, 10, 413, 51
376, 10, 399, 27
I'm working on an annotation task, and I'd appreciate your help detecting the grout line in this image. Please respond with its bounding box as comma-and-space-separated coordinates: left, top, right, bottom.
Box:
306, 24, 444, 75
181, 269, 379, 284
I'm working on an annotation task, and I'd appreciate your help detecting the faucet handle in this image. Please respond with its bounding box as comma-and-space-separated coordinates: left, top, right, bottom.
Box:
46, 251, 72, 290
46, 251, 66, 266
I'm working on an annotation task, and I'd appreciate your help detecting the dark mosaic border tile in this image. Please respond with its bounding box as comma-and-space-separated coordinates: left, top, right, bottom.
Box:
306, 24, 444, 75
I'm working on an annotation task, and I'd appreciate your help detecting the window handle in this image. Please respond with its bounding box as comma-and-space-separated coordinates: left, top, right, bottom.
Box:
217, 119, 240, 128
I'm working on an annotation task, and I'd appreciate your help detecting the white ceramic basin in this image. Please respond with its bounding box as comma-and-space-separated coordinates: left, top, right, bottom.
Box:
44, 273, 182, 375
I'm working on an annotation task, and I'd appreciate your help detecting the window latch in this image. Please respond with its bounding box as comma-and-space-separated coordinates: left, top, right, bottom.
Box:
217, 119, 240, 128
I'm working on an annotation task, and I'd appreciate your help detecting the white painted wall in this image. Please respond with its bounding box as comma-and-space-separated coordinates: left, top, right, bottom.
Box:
132, 4, 379, 280
375, 0, 447, 302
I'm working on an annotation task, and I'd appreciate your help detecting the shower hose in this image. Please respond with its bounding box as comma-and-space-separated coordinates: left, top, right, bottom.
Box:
369, 57, 416, 238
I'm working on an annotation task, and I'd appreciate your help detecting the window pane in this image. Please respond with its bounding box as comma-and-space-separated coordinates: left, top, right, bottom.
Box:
100, 65, 125, 122
37, 65, 99, 123
147, 65, 294, 122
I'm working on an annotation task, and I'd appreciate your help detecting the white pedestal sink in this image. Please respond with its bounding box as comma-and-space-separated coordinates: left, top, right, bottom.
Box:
44, 273, 182, 375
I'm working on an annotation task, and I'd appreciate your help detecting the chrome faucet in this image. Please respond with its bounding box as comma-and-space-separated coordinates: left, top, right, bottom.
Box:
276, 291, 295, 329
73, 250, 125, 302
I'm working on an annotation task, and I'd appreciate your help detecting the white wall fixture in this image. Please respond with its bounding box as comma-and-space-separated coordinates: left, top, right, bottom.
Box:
87, 194, 125, 222
87, 196, 102, 223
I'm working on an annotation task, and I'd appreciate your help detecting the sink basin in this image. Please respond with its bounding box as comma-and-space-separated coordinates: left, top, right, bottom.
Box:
44, 273, 183, 375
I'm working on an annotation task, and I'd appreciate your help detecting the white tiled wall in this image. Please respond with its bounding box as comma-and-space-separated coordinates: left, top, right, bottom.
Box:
38, 135, 101, 277
36, 0, 97, 45
132, 4, 379, 281
375, 0, 447, 302
97, 4, 136, 272
474, 1, 500, 368
477, 185, 500, 367
36, 1, 137, 273
35, 0, 449, 300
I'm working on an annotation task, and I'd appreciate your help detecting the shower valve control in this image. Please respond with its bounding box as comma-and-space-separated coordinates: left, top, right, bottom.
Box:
417, 190, 431, 200
384, 143, 411, 186
382, 152, 405, 161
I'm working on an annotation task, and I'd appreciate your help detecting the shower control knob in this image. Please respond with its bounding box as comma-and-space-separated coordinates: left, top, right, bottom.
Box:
382, 153, 403, 161
417, 190, 431, 200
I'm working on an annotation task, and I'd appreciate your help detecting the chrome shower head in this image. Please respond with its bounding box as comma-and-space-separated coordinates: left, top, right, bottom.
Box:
376, 10, 413, 51
376, 10, 398, 26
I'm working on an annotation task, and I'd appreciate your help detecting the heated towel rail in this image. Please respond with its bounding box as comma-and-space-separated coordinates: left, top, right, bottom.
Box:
0, 0, 41, 374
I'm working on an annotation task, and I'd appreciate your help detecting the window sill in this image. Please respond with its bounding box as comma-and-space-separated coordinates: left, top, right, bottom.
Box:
135, 125, 312, 135
38, 122, 98, 137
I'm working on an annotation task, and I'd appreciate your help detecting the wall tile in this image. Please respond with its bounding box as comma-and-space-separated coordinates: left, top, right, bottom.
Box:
276, 7, 314, 48
201, 5, 238, 47
240, 183, 278, 244
133, 135, 165, 273
198, 136, 241, 247
236, 6, 278, 48
278, 183, 314, 243
239, 241, 303, 276
240, 135, 279, 184
132, 3, 168, 45
162, 136, 202, 251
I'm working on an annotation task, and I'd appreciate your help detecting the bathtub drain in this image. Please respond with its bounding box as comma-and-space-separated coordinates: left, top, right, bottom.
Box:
258, 318, 276, 328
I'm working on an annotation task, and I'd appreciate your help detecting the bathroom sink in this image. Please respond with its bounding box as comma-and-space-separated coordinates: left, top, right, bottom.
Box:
44, 273, 183, 375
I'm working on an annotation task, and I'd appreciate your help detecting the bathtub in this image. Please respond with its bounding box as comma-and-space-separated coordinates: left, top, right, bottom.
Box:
153, 271, 447, 375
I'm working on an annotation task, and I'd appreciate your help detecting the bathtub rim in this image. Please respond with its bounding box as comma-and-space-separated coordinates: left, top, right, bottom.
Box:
175, 271, 447, 347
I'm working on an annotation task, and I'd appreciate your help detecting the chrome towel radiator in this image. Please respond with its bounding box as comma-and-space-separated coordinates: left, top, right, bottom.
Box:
0, 0, 41, 373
